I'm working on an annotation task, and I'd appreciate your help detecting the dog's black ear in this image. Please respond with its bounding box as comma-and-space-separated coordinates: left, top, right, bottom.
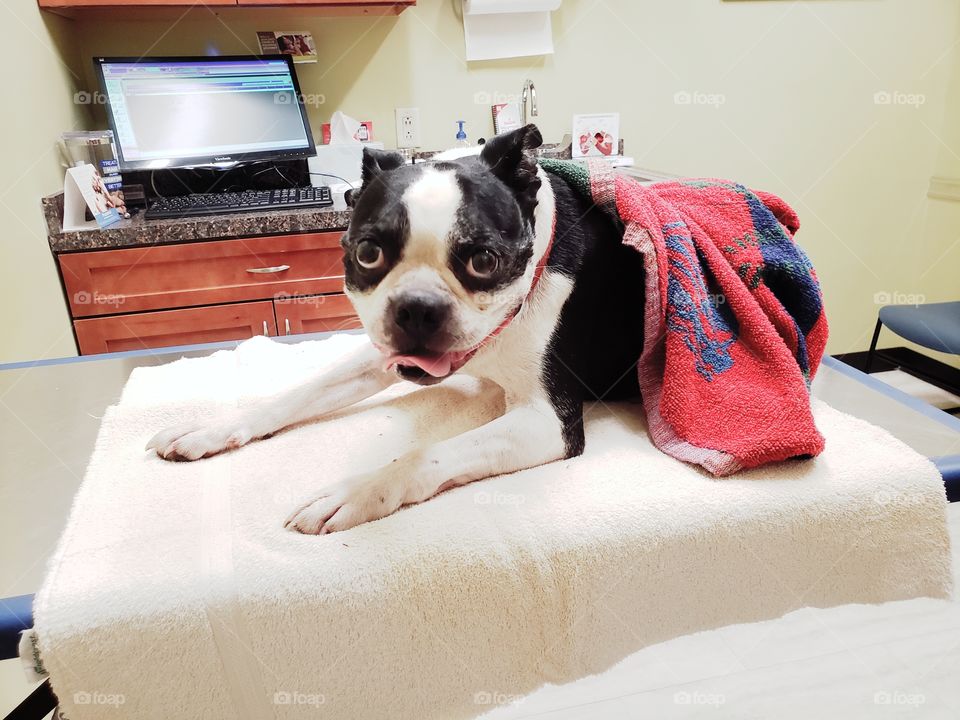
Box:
348, 147, 405, 207
361, 147, 404, 185
479, 124, 543, 219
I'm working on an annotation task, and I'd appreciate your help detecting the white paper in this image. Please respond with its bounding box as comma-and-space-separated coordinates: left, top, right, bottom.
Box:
464, 12, 553, 61
462, 0, 560, 61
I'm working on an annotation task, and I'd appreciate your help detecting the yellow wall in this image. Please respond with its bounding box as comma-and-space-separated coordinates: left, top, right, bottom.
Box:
1, 1, 88, 363
4, 0, 959, 362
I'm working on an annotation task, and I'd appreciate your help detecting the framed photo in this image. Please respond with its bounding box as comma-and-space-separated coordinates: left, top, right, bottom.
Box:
257, 31, 318, 63
572, 113, 620, 158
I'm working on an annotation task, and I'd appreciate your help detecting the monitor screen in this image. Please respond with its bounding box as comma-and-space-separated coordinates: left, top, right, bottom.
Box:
95, 56, 316, 171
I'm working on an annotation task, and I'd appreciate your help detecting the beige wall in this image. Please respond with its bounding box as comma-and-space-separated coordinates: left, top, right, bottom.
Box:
1, 1, 88, 363
911, 9, 960, 369
4, 0, 959, 362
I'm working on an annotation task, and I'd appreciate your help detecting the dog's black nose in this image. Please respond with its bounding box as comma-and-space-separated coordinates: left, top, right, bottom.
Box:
391, 292, 452, 342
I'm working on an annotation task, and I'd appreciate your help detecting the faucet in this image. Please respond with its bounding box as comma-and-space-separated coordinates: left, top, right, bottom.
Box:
521, 79, 538, 124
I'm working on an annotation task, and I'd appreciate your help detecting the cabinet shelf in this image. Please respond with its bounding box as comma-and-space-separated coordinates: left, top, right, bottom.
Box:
39, 0, 414, 18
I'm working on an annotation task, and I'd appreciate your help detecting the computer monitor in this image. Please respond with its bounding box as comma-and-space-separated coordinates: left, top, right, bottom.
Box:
94, 55, 316, 172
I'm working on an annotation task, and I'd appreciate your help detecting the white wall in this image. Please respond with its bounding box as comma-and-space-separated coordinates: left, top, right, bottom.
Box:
4, 0, 959, 362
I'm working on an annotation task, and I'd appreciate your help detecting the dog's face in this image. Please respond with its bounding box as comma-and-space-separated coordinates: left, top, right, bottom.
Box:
342, 125, 545, 385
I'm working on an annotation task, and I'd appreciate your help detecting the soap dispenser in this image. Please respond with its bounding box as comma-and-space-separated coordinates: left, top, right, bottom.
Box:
456, 120, 468, 147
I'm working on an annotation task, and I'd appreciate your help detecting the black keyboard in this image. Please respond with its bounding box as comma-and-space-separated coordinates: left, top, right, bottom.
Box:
145, 187, 333, 219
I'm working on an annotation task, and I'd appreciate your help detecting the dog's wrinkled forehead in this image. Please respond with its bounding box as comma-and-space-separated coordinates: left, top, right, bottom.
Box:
349, 159, 525, 234
403, 166, 464, 255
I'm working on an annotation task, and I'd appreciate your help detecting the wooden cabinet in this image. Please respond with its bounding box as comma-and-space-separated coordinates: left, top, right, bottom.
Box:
74, 302, 278, 355
236, 0, 413, 8
276, 293, 363, 335
58, 230, 362, 355
60, 232, 345, 318
39, 0, 413, 15
39, 0, 234, 6
237, 0, 413, 8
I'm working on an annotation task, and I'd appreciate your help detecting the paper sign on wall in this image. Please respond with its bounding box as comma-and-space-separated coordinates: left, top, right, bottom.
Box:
62, 164, 122, 232
462, 0, 561, 61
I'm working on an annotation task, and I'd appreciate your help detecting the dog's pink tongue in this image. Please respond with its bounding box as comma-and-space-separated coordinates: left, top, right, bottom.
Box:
384, 353, 454, 378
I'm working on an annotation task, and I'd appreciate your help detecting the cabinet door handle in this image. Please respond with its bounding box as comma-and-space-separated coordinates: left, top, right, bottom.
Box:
246, 264, 290, 274
262, 320, 269, 336
284, 318, 291, 336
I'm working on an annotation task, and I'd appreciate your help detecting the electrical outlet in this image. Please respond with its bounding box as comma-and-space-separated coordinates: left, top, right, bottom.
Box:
395, 107, 421, 149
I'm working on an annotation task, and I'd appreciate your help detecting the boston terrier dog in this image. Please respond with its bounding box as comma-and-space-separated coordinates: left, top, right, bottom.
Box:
146, 124, 645, 534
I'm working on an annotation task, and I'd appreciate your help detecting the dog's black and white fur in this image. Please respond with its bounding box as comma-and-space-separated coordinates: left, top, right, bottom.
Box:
146, 125, 645, 534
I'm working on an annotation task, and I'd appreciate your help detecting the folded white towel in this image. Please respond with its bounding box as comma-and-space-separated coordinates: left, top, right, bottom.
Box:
31, 335, 952, 720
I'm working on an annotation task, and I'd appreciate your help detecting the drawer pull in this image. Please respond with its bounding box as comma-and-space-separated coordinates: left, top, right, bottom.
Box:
246, 264, 290, 274
285, 318, 291, 336
262, 321, 269, 336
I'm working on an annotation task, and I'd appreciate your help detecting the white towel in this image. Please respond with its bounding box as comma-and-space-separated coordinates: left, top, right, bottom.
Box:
31, 335, 952, 720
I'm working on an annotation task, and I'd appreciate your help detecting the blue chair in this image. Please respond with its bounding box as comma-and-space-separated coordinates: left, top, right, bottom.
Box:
866, 302, 960, 389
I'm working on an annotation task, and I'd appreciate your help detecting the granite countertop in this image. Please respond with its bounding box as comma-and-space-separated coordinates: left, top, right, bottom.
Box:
43, 141, 580, 253
42, 193, 352, 253
42, 142, 657, 253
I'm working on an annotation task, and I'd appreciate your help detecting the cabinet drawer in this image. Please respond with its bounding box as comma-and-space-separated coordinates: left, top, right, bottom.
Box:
60, 232, 345, 317
74, 301, 277, 355
275, 293, 362, 336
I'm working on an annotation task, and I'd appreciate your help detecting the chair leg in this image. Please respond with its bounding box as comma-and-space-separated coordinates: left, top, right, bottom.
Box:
865, 318, 883, 373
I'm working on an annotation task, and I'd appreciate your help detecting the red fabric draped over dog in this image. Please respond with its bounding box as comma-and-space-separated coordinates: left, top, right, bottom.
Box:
540, 158, 828, 475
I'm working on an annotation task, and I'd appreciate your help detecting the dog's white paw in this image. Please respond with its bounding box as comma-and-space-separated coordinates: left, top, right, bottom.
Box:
145, 421, 254, 461
284, 475, 405, 534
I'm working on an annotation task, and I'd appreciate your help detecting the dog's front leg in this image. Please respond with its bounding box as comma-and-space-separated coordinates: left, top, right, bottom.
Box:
285, 399, 570, 534
147, 340, 397, 460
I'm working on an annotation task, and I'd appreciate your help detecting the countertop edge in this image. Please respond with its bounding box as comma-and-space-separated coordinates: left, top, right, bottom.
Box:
42, 192, 352, 253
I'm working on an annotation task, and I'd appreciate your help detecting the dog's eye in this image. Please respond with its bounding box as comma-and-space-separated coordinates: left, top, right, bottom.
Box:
467, 249, 499, 278
356, 240, 384, 269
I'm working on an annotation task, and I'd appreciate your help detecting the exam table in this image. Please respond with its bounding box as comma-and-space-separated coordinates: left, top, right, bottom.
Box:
2, 332, 958, 719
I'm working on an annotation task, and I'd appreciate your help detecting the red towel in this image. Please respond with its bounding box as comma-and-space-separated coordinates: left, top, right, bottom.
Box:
542, 159, 828, 474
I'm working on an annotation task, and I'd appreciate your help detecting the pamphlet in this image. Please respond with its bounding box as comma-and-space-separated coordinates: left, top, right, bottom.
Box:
492, 102, 523, 135
63, 164, 123, 231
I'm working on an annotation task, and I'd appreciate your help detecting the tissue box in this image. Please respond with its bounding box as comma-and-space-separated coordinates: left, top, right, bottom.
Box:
308, 142, 384, 185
